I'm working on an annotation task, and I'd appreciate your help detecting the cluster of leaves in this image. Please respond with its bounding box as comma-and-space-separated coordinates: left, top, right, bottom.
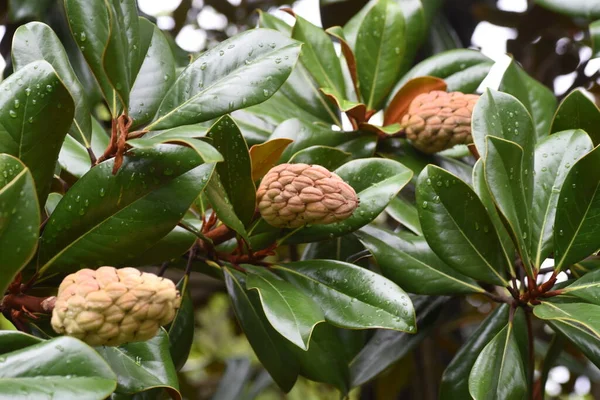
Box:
2, 0, 600, 399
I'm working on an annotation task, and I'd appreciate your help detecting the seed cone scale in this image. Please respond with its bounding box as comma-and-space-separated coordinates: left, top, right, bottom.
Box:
257, 163, 359, 228
51, 267, 181, 347
401, 90, 479, 154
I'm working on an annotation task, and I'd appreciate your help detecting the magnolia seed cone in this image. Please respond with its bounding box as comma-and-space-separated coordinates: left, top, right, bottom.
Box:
402, 90, 479, 154
51, 267, 181, 347
257, 163, 359, 228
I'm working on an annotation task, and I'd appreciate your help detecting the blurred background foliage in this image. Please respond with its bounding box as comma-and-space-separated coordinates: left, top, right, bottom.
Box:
1, 0, 599, 398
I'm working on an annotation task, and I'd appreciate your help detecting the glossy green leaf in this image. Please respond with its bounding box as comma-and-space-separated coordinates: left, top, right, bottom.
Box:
286, 158, 412, 244
165, 275, 195, 371
356, 225, 483, 295
534, 0, 600, 18
531, 130, 593, 268
0, 331, 42, 354
58, 134, 92, 178
286, 322, 351, 394
0, 155, 39, 295
468, 323, 527, 400
39, 145, 215, 275
64, 0, 132, 113
128, 226, 195, 267
287, 145, 350, 171
390, 49, 492, 101
274, 260, 415, 331
12, 22, 92, 147
45, 192, 62, 216
498, 60, 557, 140
233, 110, 274, 145
245, 264, 325, 350
472, 88, 536, 163
292, 15, 346, 100
269, 118, 377, 162
484, 136, 533, 273
563, 269, 600, 305
0, 336, 117, 399
472, 160, 516, 273
207, 116, 255, 226
96, 329, 179, 398
534, 302, 600, 368
440, 305, 509, 399
0, 60, 75, 206
223, 267, 299, 392
204, 174, 248, 244
257, 10, 292, 35
350, 295, 447, 388
355, 0, 405, 109
551, 89, 600, 146
147, 29, 301, 130
129, 19, 175, 128
385, 196, 422, 235
591, 20, 600, 59
127, 128, 223, 164
417, 165, 508, 285
554, 145, 600, 270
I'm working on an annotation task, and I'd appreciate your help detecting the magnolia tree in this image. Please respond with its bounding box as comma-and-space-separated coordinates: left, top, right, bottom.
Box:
1, 0, 600, 399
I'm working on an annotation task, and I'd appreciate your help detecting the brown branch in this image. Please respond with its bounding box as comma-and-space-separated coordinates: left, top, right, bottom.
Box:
204, 224, 236, 245
1, 294, 56, 314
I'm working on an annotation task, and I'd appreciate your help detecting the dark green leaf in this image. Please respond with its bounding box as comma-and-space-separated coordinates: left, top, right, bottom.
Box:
468, 323, 527, 400
286, 158, 412, 244
390, 49, 491, 101
257, 10, 292, 35
205, 172, 248, 241
534, 302, 600, 368
0, 330, 42, 354
0, 336, 117, 399
128, 226, 195, 267
286, 322, 351, 394
58, 134, 92, 178
355, 0, 405, 109
207, 116, 255, 226
274, 260, 416, 331
287, 145, 350, 171
498, 60, 557, 139
0, 155, 40, 295
440, 305, 510, 399
356, 225, 484, 295
8, 0, 53, 21
45, 192, 62, 216
550, 89, 600, 146
472, 160, 516, 273
563, 269, 600, 305
245, 264, 325, 350
96, 329, 179, 398
385, 196, 422, 235
223, 267, 299, 392
531, 130, 593, 268
591, 20, 600, 59
12, 22, 92, 147
416, 165, 508, 285
39, 145, 215, 275
350, 295, 447, 388
269, 118, 376, 162
554, 145, 600, 270
167, 278, 194, 371
534, 0, 600, 18
147, 29, 301, 130
472, 88, 536, 163
484, 136, 533, 273
129, 19, 175, 128
292, 15, 346, 100
0, 60, 75, 205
